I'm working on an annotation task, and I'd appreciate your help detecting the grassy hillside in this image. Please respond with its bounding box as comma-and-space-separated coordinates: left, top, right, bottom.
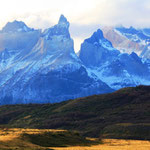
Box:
0, 85, 150, 139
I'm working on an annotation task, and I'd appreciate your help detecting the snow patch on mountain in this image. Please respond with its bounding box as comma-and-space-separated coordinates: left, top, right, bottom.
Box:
102, 26, 150, 57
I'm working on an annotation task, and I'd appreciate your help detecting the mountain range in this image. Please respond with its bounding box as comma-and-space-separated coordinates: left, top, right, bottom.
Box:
0, 15, 150, 104
102, 26, 150, 58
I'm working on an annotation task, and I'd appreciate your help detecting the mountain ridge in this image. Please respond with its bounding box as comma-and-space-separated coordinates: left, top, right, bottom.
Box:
0, 16, 150, 104
79, 28, 150, 90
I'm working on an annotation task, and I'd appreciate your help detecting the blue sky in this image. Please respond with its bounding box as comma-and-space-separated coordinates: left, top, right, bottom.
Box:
0, 0, 150, 51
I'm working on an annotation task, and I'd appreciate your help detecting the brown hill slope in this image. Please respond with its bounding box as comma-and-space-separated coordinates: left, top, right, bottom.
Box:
0, 85, 149, 139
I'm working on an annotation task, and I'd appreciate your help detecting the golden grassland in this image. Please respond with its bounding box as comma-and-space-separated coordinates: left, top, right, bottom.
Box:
0, 128, 67, 150
0, 128, 149, 150
53, 139, 150, 150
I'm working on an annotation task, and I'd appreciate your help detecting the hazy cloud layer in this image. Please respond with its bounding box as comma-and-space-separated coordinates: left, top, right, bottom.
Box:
0, 0, 150, 51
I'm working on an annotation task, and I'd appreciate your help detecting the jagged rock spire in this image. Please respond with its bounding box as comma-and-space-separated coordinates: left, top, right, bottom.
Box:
58, 14, 70, 28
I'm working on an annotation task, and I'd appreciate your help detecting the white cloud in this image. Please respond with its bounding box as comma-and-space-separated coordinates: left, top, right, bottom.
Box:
0, 0, 150, 51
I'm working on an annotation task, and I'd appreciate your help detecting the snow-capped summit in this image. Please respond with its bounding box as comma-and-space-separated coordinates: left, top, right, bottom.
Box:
37, 14, 76, 63
1, 20, 33, 33
79, 29, 119, 67
85, 29, 104, 43
0, 20, 40, 64
58, 14, 70, 28
43, 15, 70, 39
85, 29, 113, 49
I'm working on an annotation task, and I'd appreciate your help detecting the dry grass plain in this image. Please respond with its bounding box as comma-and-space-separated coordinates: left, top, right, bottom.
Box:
53, 139, 150, 150
0, 128, 150, 150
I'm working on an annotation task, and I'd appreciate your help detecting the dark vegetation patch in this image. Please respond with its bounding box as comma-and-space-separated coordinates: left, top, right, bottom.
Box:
21, 131, 98, 147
